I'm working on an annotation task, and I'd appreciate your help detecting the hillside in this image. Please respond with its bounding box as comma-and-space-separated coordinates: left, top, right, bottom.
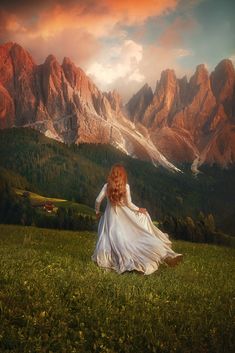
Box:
0, 224, 234, 353
14, 188, 94, 216
0, 127, 235, 235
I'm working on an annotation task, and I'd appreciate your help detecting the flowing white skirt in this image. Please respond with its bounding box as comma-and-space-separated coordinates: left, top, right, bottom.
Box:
91, 203, 183, 275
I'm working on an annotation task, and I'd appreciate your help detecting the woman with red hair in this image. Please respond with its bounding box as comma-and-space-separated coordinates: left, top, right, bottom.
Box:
91, 164, 183, 275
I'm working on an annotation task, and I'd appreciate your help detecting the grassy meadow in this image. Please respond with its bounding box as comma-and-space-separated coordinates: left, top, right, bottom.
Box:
14, 188, 94, 216
0, 224, 234, 353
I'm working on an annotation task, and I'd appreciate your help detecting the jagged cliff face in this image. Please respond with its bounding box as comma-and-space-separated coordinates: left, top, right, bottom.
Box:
126, 83, 153, 123
0, 42, 180, 172
126, 60, 235, 168
1, 42, 234, 169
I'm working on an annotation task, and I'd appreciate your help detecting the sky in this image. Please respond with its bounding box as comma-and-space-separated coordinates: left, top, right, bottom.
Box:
0, 0, 235, 102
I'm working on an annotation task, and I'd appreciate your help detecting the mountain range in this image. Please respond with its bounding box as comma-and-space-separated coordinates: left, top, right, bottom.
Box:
0, 42, 235, 171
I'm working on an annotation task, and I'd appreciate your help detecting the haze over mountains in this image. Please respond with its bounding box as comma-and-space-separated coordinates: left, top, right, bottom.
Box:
0, 42, 235, 171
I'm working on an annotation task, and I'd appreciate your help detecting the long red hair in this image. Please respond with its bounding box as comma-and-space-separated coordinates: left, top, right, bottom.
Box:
107, 164, 127, 206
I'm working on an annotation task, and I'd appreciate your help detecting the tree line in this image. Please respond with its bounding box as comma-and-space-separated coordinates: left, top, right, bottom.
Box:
0, 177, 234, 247
0, 127, 235, 238
161, 213, 235, 247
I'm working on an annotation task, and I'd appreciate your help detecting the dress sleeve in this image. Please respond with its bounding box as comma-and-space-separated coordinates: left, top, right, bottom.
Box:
125, 184, 139, 212
95, 183, 107, 214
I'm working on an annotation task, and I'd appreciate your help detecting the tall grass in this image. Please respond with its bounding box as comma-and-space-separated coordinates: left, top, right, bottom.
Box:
0, 224, 234, 353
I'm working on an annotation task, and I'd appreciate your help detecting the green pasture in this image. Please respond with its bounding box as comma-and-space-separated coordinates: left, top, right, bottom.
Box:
0, 224, 234, 353
14, 188, 94, 216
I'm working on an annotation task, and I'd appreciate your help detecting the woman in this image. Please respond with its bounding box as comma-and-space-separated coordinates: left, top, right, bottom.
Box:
91, 164, 183, 275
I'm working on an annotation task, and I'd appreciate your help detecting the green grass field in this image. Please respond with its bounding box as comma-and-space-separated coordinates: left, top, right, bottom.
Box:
14, 188, 95, 216
0, 224, 234, 353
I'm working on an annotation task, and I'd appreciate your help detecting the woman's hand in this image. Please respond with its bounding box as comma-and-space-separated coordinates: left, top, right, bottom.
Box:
96, 212, 101, 220
138, 208, 147, 214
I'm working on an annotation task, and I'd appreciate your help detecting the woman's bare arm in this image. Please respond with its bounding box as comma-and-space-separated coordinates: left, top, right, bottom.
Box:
95, 183, 107, 215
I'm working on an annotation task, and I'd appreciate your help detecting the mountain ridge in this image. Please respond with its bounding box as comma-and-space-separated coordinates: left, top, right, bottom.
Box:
0, 41, 235, 169
0, 41, 180, 172
126, 60, 235, 169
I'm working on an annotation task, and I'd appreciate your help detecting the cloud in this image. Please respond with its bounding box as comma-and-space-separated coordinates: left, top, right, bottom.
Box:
139, 45, 194, 90
158, 17, 197, 49
12, 28, 102, 67
0, 0, 179, 39
0, 0, 200, 103
115, 44, 195, 103
87, 40, 145, 86
100, 0, 178, 24
87, 38, 194, 103
0, 0, 181, 77
0, 0, 178, 25
173, 48, 194, 57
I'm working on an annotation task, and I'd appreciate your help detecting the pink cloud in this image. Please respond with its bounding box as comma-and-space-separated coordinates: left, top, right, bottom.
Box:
0, 0, 180, 69
139, 44, 194, 88
159, 17, 197, 48
0, 1, 199, 102
13, 28, 102, 68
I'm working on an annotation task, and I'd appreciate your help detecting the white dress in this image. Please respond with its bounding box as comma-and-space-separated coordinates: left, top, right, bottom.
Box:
91, 183, 183, 275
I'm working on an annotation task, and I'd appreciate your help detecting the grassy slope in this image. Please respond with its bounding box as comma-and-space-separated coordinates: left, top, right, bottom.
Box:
0, 225, 234, 353
14, 188, 94, 216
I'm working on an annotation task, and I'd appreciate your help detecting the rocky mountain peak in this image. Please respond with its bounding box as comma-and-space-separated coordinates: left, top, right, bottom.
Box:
0, 41, 15, 52
145, 68, 180, 127
1, 41, 235, 169
44, 54, 62, 76
178, 75, 188, 105
139, 83, 153, 95
178, 75, 187, 85
210, 59, 235, 116
125, 83, 153, 123
0, 42, 182, 172
160, 69, 177, 83
127, 60, 235, 168
42, 54, 64, 94
5, 41, 15, 47
62, 56, 75, 67
10, 42, 35, 69
45, 54, 58, 64
186, 63, 213, 108
214, 59, 234, 74
153, 69, 177, 95
104, 89, 123, 114
62, 56, 80, 88
190, 64, 209, 87
62, 55, 99, 97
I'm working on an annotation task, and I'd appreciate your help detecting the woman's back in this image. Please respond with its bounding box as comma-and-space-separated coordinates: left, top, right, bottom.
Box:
95, 183, 139, 215
92, 164, 183, 275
